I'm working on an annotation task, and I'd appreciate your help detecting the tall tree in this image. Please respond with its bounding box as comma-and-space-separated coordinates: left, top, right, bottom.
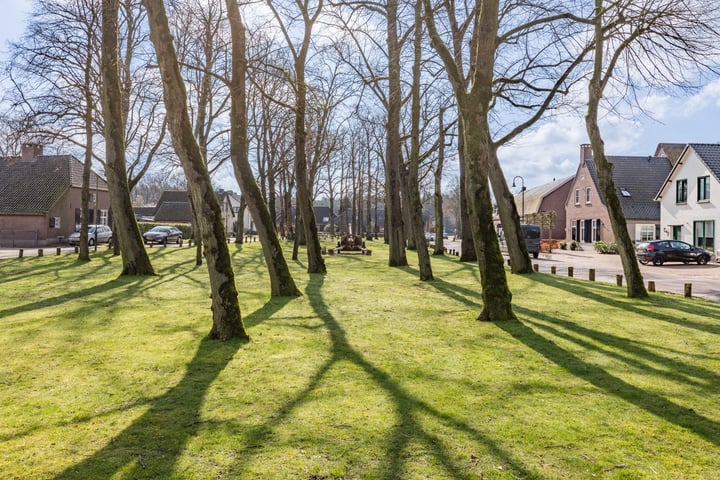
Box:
143, 0, 248, 341
225, 0, 301, 297
584, 0, 720, 298
266, 0, 326, 274
102, 0, 155, 275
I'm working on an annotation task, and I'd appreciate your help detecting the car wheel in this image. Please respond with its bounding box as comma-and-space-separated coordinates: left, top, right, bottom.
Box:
652, 256, 664, 266
533, 252, 539, 259
107, 237, 112, 245
638, 257, 649, 265
697, 255, 709, 265
88, 238, 95, 246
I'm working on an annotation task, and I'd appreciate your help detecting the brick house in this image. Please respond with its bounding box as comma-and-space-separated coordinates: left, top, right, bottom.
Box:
565, 144, 672, 244
513, 176, 573, 240
0, 144, 110, 247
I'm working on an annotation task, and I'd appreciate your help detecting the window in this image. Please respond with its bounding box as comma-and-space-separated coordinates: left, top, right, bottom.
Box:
585, 187, 591, 204
49, 216, 61, 228
89, 192, 97, 203
694, 220, 715, 250
100, 209, 108, 225
574, 189, 580, 205
672, 225, 682, 240
620, 188, 631, 197
698, 176, 710, 201
638, 224, 655, 242
676, 179, 687, 203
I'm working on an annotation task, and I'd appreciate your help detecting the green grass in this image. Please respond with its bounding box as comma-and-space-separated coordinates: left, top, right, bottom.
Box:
1, 241, 719, 479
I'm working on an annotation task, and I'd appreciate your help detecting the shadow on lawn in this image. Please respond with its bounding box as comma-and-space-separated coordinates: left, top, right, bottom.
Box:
419, 269, 720, 447
53, 299, 287, 480
227, 274, 542, 480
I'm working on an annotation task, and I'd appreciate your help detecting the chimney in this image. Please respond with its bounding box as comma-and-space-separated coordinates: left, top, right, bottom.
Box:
580, 144, 593, 162
22, 143, 44, 161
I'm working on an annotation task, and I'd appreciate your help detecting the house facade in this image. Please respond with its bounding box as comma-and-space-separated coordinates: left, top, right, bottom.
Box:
514, 176, 573, 240
0, 144, 110, 247
655, 143, 720, 254
565, 144, 672, 244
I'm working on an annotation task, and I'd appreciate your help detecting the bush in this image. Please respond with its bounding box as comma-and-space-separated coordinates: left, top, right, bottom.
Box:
593, 240, 619, 254
559, 241, 567, 250
570, 241, 578, 251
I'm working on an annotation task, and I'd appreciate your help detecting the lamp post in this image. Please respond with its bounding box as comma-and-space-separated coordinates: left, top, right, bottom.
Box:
512, 176, 525, 222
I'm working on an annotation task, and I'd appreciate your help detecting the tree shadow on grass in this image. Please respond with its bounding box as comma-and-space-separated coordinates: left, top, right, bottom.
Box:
498, 306, 720, 448
525, 273, 720, 336
228, 273, 543, 479
52, 299, 288, 480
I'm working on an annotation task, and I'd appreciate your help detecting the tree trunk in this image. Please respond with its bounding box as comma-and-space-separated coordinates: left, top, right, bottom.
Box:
433, 108, 445, 256
488, 151, 532, 273
586, 0, 647, 298
101, 0, 155, 276
225, 0, 301, 297
457, 119, 476, 262
143, 0, 248, 340
408, 0, 432, 280
386, 0, 407, 267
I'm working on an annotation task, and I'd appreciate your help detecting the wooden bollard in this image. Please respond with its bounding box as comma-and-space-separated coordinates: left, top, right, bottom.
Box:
74, 246, 79, 253
507, 259, 511, 266
38, 249, 43, 257
589, 268, 595, 281
685, 283, 692, 298
56, 247, 61, 256
19, 249, 24, 258
567, 266, 573, 277
648, 281, 655, 292
616, 274, 623, 287
533, 263, 539, 272
551, 265, 557, 274
365, 250, 372, 256
189, 239, 193, 247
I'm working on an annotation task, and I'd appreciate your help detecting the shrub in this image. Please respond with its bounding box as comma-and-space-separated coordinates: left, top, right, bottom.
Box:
593, 240, 619, 254
570, 241, 578, 251
559, 241, 567, 250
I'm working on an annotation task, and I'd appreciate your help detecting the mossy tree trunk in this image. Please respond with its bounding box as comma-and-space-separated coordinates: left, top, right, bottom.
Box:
586, 0, 647, 298
143, 0, 248, 340
225, 0, 301, 297
101, 0, 155, 276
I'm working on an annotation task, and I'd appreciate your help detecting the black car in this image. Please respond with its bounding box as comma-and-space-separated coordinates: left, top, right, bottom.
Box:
143, 226, 183, 246
636, 240, 712, 266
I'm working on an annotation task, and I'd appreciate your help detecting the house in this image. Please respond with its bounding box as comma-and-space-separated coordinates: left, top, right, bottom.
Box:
0, 144, 110, 247
655, 143, 720, 254
135, 189, 253, 237
565, 144, 672, 244
513, 176, 573, 240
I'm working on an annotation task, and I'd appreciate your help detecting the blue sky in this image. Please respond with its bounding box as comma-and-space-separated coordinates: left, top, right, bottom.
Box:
2, 0, 720, 194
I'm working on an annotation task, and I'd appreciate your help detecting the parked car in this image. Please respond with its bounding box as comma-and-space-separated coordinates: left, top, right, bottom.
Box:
636, 240, 712, 266
143, 226, 183, 246
521, 224, 541, 259
67, 225, 113, 246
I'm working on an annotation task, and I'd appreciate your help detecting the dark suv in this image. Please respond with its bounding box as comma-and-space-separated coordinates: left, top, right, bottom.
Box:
636, 240, 712, 266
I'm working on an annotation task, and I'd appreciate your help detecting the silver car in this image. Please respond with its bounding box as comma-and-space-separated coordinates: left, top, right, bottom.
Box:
68, 225, 113, 246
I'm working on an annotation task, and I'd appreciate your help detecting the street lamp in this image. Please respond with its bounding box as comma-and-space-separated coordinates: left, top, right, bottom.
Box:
512, 176, 526, 222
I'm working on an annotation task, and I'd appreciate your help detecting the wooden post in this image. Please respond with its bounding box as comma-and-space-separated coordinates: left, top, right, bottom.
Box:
616, 274, 623, 287
648, 281, 655, 292
551, 265, 557, 274
38, 249, 43, 257
56, 247, 62, 256
685, 283, 692, 298
567, 266, 574, 277
74, 246, 79, 253
19, 249, 24, 258
589, 269, 595, 281
533, 263, 539, 272
507, 259, 511, 266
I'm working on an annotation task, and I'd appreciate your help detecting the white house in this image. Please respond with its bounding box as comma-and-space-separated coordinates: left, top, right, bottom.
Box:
655, 144, 720, 256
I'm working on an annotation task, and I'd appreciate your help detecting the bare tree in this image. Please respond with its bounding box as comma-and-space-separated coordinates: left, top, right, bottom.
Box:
143, 0, 248, 341
584, 0, 720, 298
102, 0, 155, 275
225, 0, 301, 297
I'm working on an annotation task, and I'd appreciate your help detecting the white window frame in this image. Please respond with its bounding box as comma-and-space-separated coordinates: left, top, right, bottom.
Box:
585, 187, 591, 204
574, 189, 580, 205
100, 209, 108, 225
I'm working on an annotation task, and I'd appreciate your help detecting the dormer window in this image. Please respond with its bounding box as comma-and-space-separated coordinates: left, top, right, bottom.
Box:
620, 188, 631, 197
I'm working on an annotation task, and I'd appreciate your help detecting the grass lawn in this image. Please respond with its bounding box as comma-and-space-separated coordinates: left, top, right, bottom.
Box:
1, 241, 719, 479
